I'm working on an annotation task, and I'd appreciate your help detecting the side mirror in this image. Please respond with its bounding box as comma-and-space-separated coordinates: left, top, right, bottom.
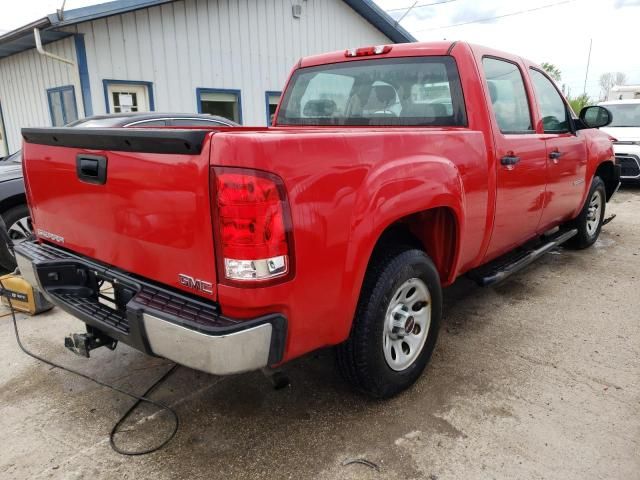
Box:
579, 105, 612, 129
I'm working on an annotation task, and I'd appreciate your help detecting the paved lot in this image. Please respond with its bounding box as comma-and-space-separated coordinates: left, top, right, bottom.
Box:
1, 187, 639, 480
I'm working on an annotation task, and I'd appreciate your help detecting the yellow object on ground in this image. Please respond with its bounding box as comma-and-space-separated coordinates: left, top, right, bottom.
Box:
1, 273, 53, 315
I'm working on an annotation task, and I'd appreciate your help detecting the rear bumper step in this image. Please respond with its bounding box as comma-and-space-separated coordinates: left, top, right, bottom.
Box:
468, 229, 578, 287
14, 241, 286, 375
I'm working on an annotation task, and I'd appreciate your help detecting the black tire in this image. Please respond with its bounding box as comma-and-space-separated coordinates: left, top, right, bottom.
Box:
565, 176, 606, 250
0, 204, 32, 271
336, 247, 442, 399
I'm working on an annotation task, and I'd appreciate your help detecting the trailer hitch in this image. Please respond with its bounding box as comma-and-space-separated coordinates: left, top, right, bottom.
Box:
64, 329, 117, 358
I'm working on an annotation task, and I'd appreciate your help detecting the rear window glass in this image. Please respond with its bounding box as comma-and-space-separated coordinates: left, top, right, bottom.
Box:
276, 57, 466, 126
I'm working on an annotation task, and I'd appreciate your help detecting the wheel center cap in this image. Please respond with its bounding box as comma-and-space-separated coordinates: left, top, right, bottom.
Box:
404, 316, 415, 335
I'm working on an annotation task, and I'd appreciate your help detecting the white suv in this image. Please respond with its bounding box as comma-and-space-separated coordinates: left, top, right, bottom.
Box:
600, 99, 640, 182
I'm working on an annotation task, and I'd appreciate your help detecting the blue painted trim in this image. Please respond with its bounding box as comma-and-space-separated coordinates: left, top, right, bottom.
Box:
49, 0, 174, 27
196, 88, 243, 125
102, 79, 155, 113
342, 0, 416, 43
264, 91, 282, 126
0, 101, 8, 155
46, 85, 78, 126
74, 34, 93, 117
45, 0, 415, 44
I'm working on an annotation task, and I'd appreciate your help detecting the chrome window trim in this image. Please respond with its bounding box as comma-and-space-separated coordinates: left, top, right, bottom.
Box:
124, 117, 233, 127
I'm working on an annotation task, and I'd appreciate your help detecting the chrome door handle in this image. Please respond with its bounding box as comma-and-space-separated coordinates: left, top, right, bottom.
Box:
549, 150, 563, 161
500, 155, 520, 166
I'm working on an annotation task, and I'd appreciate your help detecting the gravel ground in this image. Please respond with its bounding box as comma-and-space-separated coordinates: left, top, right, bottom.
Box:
1, 187, 638, 480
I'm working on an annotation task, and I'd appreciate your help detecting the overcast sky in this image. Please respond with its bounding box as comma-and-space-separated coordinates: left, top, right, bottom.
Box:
1, 0, 639, 100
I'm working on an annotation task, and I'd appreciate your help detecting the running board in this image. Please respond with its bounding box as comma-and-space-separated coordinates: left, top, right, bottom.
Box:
468, 229, 578, 287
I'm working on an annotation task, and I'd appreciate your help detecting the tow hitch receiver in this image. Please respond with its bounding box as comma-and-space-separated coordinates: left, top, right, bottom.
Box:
65, 328, 118, 358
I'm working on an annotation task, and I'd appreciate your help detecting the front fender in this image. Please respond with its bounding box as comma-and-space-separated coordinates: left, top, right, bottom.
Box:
584, 129, 616, 192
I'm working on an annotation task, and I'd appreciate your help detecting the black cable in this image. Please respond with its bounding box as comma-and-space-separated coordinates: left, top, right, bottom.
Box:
109, 364, 179, 455
1, 277, 180, 456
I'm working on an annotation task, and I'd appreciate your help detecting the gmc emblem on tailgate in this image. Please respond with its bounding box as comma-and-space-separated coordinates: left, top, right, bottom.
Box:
178, 274, 213, 295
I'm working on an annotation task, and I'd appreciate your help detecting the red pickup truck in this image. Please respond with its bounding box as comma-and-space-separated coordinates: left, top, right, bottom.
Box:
17, 41, 618, 398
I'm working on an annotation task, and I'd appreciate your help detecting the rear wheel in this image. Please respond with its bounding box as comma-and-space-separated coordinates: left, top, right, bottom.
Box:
336, 247, 442, 398
566, 177, 606, 250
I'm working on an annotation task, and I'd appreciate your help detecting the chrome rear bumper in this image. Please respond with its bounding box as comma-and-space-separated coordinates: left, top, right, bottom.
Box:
15, 241, 286, 375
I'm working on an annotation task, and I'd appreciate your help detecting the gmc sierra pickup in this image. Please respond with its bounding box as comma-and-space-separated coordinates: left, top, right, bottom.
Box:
17, 42, 619, 398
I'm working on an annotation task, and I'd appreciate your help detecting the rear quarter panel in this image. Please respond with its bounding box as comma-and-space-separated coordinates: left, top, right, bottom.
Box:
211, 127, 489, 361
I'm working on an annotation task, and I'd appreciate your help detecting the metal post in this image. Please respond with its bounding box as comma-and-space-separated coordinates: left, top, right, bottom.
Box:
582, 38, 592, 96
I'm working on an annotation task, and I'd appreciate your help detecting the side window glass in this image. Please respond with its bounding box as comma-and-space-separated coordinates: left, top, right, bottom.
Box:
172, 119, 225, 127
128, 120, 166, 127
482, 58, 533, 134
530, 69, 570, 133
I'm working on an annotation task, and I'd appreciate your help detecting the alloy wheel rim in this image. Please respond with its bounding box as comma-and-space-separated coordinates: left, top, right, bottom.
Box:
7, 216, 33, 257
382, 278, 431, 371
586, 191, 602, 237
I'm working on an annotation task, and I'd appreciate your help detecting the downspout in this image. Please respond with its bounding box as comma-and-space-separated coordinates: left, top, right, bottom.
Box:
33, 28, 74, 66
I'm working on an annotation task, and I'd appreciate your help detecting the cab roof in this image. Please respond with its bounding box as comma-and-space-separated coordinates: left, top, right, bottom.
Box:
298, 41, 457, 68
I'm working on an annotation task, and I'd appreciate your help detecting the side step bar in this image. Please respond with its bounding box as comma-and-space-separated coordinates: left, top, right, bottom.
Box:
468, 228, 578, 287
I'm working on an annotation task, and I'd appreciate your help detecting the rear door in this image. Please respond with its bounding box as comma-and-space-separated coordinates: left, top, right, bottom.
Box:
480, 56, 548, 260
528, 68, 588, 228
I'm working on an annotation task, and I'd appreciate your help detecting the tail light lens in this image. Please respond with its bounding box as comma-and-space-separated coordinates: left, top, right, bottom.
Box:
212, 167, 294, 284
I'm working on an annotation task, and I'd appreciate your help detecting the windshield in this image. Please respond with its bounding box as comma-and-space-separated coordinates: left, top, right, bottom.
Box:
276, 57, 467, 126
603, 103, 640, 127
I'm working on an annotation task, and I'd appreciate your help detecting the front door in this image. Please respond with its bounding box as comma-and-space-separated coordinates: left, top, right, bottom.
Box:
528, 68, 588, 229
481, 57, 548, 260
106, 83, 150, 113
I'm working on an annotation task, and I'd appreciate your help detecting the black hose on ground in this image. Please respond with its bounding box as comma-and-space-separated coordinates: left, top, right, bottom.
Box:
0, 274, 180, 456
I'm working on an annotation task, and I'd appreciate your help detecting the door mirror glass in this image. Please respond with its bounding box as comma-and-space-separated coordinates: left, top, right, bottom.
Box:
580, 106, 612, 128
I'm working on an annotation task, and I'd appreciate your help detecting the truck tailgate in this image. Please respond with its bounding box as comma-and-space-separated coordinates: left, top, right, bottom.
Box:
21, 128, 218, 300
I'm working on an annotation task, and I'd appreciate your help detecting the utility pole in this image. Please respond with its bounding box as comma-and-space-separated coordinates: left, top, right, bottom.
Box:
583, 38, 592, 96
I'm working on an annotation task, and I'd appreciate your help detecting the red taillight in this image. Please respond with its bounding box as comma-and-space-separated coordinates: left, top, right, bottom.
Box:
345, 45, 392, 57
212, 167, 293, 283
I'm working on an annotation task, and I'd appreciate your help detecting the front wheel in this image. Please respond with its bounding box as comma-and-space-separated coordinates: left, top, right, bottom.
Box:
0, 204, 33, 271
336, 247, 442, 399
565, 176, 606, 250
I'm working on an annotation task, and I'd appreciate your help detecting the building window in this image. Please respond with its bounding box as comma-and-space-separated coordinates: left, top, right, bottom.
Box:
47, 86, 78, 126
103, 80, 155, 113
265, 91, 281, 125
196, 88, 242, 124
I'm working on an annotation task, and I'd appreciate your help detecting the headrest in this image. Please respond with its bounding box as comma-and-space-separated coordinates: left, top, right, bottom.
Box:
374, 85, 396, 105
303, 99, 337, 117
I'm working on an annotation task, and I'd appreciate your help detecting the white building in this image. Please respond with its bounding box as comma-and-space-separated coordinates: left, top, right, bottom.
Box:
607, 85, 640, 101
0, 0, 414, 156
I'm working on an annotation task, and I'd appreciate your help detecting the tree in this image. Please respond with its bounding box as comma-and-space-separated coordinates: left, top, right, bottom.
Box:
599, 72, 627, 100
567, 93, 592, 113
541, 62, 562, 82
